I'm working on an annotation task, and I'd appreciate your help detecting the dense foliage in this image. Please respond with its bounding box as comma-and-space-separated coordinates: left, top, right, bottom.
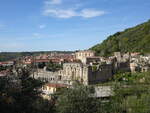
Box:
56, 83, 100, 113
0, 68, 55, 113
91, 20, 150, 56
93, 71, 150, 113
46, 61, 62, 72
113, 71, 150, 84
110, 71, 150, 113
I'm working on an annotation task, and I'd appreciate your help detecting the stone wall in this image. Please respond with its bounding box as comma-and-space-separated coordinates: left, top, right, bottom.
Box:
88, 64, 113, 84
33, 69, 61, 83
32, 62, 114, 85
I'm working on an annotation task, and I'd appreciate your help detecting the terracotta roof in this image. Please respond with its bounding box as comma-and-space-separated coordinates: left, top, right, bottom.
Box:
0, 70, 10, 76
0, 61, 14, 65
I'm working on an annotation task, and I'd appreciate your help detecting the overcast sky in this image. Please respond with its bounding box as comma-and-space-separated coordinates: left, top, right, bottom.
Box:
0, 0, 150, 52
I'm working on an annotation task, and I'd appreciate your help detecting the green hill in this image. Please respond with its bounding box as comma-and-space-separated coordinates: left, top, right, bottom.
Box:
91, 20, 150, 56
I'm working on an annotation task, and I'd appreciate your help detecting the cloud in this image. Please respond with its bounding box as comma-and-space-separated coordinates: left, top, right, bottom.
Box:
80, 9, 106, 18
43, 0, 106, 19
43, 8, 106, 18
45, 0, 62, 5
39, 24, 46, 29
43, 9, 77, 18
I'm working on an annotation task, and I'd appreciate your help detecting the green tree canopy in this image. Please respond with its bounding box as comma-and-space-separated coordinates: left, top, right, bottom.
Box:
56, 83, 100, 113
91, 19, 150, 56
0, 68, 55, 113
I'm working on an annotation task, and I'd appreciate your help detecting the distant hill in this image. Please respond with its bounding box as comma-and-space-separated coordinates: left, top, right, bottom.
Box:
0, 52, 33, 62
91, 20, 150, 56
0, 51, 73, 62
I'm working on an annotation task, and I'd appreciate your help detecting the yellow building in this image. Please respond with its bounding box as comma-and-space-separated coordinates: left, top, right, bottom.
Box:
41, 83, 68, 100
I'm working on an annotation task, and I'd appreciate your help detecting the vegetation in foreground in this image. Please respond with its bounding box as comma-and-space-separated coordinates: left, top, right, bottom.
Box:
110, 71, 150, 113
0, 69, 150, 113
0, 68, 55, 113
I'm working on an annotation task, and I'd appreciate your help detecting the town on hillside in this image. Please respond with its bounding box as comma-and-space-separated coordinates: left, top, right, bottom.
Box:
0, 50, 150, 99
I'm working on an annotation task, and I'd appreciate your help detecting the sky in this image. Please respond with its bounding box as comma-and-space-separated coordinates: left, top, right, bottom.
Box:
0, 0, 150, 52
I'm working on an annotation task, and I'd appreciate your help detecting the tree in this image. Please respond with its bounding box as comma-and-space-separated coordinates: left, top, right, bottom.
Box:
109, 71, 150, 113
91, 19, 150, 56
0, 68, 55, 113
56, 83, 100, 113
46, 61, 62, 72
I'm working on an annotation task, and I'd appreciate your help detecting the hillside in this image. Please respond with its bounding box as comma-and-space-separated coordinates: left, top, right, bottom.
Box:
91, 20, 150, 56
